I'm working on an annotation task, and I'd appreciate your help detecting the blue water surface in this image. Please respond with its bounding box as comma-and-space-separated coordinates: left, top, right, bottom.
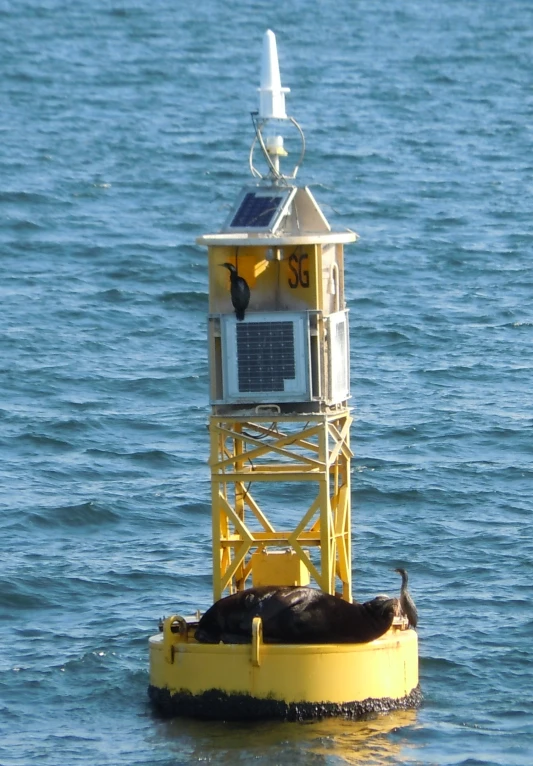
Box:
1, 1, 532, 764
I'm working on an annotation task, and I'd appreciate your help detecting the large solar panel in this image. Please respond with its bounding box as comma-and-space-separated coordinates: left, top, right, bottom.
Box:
236, 321, 295, 392
224, 187, 295, 232
220, 312, 311, 403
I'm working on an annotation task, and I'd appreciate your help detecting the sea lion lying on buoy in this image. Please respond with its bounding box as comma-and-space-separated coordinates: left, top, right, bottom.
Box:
194, 586, 396, 645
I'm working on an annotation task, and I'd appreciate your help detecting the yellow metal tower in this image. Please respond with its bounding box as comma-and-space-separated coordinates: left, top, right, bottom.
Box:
148, 30, 420, 720
202, 206, 356, 602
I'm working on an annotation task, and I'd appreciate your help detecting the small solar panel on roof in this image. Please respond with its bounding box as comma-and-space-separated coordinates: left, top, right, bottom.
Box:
230, 192, 285, 229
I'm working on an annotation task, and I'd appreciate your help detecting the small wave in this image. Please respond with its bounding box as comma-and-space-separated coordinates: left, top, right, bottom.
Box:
0, 578, 55, 609
30, 501, 119, 529
14, 433, 74, 452
455, 760, 498, 766
159, 290, 207, 309
96, 288, 129, 303
8, 219, 43, 231
421, 655, 465, 673
0, 190, 52, 204
128, 449, 177, 468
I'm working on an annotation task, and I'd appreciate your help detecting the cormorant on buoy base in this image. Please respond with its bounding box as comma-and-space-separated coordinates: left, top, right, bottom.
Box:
395, 567, 418, 628
221, 262, 250, 321
194, 586, 397, 645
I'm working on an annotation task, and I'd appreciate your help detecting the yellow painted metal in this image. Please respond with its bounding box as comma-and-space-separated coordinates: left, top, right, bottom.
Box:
251, 616, 262, 667
251, 550, 311, 587
209, 411, 353, 601
206, 239, 353, 318
149, 622, 418, 705
208, 244, 325, 314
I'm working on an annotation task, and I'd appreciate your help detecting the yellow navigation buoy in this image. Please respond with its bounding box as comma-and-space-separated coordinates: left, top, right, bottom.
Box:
148, 29, 420, 720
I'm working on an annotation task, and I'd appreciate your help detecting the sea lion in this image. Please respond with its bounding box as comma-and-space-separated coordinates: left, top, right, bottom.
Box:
194, 586, 396, 645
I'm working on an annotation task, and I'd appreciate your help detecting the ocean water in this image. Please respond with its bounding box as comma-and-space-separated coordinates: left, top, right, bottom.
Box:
1, 0, 532, 763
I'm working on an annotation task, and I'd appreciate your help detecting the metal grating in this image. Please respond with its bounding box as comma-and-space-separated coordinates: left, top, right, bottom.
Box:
236, 321, 295, 392
229, 192, 285, 230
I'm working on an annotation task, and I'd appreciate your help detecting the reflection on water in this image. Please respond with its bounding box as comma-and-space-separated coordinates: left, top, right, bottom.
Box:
151, 708, 419, 765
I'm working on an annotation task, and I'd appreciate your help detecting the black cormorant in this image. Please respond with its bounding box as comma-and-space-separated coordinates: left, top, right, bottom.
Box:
395, 567, 418, 628
221, 262, 250, 321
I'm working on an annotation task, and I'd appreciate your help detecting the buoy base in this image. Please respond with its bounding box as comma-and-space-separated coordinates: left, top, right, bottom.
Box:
148, 614, 420, 721
148, 683, 422, 722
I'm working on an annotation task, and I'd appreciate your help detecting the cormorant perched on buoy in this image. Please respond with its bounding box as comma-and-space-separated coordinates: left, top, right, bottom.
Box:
395, 568, 418, 628
221, 262, 250, 321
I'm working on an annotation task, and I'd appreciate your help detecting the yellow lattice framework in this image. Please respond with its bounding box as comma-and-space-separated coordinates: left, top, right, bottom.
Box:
209, 410, 353, 601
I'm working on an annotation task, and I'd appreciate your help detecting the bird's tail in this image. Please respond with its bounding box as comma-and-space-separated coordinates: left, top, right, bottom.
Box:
235, 308, 245, 321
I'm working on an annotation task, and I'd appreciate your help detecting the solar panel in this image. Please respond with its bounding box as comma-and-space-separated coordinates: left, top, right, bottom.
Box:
220, 312, 311, 403
236, 321, 295, 392
230, 193, 285, 230
224, 187, 295, 232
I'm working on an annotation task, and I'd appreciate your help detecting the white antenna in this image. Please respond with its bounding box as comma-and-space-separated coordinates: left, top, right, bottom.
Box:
258, 29, 290, 120
250, 30, 305, 181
